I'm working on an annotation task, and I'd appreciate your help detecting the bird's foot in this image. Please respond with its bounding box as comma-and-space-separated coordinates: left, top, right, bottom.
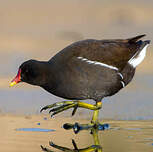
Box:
40, 101, 102, 117
63, 122, 109, 134
40, 101, 78, 117
41, 139, 102, 152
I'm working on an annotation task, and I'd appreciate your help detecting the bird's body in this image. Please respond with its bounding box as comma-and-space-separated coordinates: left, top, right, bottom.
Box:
10, 35, 150, 129
33, 36, 149, 102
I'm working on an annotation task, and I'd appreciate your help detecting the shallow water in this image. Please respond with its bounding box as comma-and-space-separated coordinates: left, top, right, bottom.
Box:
1, 114, 153, 152
32, 119, 153, 152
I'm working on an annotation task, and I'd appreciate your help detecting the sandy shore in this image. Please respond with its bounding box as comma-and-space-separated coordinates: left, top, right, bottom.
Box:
1, 114, 153, 152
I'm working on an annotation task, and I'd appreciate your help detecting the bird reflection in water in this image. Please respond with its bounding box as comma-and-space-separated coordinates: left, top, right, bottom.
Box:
41, 119, 109, 152
41, 128, 103, 152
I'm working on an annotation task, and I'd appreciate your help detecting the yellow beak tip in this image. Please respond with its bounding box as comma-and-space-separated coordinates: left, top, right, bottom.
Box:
9, 81, 17, 87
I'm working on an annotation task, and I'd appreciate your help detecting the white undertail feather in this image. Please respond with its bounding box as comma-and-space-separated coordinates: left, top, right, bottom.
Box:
77, 57, 118, 70
128, 44, 149, 68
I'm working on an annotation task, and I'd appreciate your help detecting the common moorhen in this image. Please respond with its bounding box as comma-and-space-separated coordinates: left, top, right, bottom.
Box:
10, 35, 150, 126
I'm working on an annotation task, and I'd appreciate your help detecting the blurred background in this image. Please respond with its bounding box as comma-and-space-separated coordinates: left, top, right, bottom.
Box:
0, 0, 153, 120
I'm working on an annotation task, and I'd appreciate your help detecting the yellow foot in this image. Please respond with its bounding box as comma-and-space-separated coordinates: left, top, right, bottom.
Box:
40, 101, 102, 117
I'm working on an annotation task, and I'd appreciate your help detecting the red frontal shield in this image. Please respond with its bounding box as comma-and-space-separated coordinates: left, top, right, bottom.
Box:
9, 69, 21, 87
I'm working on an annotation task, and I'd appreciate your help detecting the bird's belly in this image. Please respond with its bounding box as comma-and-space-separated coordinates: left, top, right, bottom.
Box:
48, 65, 122, 101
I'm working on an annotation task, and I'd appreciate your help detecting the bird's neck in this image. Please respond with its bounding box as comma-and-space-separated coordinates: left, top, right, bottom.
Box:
38, 61, 55, 88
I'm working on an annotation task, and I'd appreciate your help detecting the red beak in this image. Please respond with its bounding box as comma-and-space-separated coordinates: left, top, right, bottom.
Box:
9, 69, 21, 87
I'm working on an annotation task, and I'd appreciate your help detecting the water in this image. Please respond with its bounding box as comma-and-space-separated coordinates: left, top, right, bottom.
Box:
40, 120, 153, 152
16, 128, 55, 132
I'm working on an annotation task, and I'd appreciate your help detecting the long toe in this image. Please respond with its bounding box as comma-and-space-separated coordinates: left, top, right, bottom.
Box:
40, 101, 78, 117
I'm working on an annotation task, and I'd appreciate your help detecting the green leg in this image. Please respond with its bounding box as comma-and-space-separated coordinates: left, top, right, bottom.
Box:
91, 102, 101, 124
63, 101, 109, 134
40, 100, 102, 118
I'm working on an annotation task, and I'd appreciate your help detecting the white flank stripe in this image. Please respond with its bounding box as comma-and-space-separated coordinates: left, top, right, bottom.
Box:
117, 73, 123, 79
77, 57, 118, 70
128, 44, 149, 68
121, 81, 125, 88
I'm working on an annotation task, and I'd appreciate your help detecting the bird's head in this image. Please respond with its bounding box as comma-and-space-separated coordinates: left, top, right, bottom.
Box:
10, 60, 47, 87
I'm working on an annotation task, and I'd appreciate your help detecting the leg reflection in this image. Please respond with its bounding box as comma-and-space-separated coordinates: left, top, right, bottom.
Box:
63, 122, 109, 134
41, 129, 102, 152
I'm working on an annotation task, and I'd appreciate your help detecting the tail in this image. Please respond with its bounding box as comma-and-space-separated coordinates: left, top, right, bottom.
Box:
128, 34, 151, 68
127, 34, 146, 43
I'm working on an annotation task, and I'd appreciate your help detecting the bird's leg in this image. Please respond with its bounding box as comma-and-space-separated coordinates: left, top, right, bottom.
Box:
41, 100, 109, 133
40, 100, 102, 118
91, 102, 101, 125
63, 102, 109, 134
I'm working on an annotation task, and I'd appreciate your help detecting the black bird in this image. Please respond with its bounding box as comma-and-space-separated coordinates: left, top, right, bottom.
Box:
10, 35, 150, 125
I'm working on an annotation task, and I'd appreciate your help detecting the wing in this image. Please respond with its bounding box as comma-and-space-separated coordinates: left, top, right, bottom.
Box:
50, 35, 146, 71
